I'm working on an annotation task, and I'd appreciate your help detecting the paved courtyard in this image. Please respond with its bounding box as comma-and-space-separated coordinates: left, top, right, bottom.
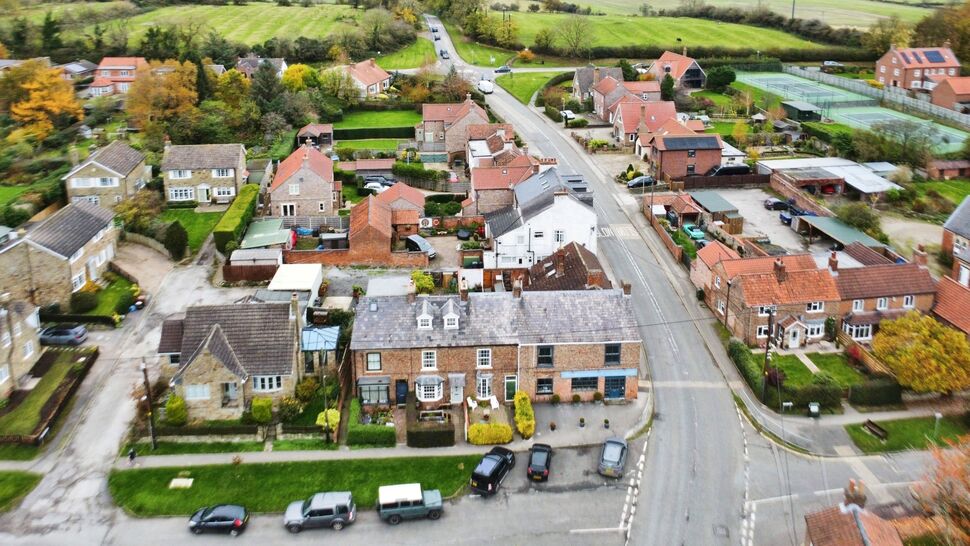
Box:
716, 188, 807, 253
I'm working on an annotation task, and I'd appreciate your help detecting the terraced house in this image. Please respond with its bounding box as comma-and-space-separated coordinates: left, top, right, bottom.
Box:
0, 298, 41, 400
267, 144, 340, 217
62, 141, 149, 209
161, 143, 247, 204
350, 284, 641, 408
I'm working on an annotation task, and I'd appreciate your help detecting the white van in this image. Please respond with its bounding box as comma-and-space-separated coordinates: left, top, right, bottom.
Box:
477, 80, 494, 94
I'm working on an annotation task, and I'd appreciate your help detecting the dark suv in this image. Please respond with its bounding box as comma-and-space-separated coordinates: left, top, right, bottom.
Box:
188, 504, 249, 536
470, 446, 515, 496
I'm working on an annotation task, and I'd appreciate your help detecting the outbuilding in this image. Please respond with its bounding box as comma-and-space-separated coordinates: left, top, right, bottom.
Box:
781, 101, 821, 122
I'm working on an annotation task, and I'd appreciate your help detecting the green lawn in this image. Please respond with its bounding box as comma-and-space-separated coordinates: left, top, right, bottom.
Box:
341, 184, 367, 206
915, 179, 970, 206
159, 209, 224, 252
0, 1, 132, 24
294, 237, 318, 251
122, 442, 265, 456
377, 38, 436, 70
839, 71, 875, 80
806, 353, 865, 388
693, 90, 733, 108
730, 81, 783, 109
333, 110, 421, 129
0, 444, 39, 461
0, 186, 30, 207
0, 352, 78, 436
109, 455, 481, 516
708, 120, 746, 137
269, 129, 297, 161
668, 229, 698, 259
496, 71, 569, 104
444, 23, 514, 67
0, 471, 42, 513
845, 416, 970, 454
86, 276, 134, 316
272, 439, 340, 451
770, 354, 814, 389
335, 138, 407, 151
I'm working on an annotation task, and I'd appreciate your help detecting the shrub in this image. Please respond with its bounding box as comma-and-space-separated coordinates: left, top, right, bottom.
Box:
592, 391, 603, 402
69, 291, 99, 313
550, 393, 560, 405
513, 391, 535, 439
224, 240, 239, 255
411, 270, 434, 293
392, 161, 443, 182
212, 184, 259, 253
346, 399, 396, 446
164, 220, 189, 260
468, 422, 513, 445
251, 397, 273, 424
571, 394, 581, 404
295, 376, 320, 402
114, 291, 136, 315
278, 396, 303, 423
544, 104, 562, 122
728, 339, 764, 395
566, 118, 588, 128
407, 424, 455, 448
316, 409, 340, 430
848, 378, 903, 406
164, 394, 187, 426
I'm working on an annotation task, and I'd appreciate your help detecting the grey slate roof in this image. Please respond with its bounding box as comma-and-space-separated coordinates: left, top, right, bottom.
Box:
165, 303, 297, 376
573, 65, 623, 98
161, 144, 245, 171
27, 201, 115, 258
177, 324, 247, 380
69, 140, 144, 177
350, 289, 640, 350
944, 196, 970, 239
483, 207, 522, 239
158, 319, 184, 354
485, 168, 593, 238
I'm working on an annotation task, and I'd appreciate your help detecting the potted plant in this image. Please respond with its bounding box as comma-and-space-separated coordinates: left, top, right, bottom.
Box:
604, 418, 610, 429
579, 417, 585, 428
593, 391, 603, 404
572, 394, 581, 405
549, 421, 557, 431
550, 394, 561, 405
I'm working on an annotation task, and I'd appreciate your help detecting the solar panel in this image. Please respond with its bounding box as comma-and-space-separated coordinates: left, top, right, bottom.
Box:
912, 51, 923, 64
900, 52, 911, 63
924, 50, 946, 63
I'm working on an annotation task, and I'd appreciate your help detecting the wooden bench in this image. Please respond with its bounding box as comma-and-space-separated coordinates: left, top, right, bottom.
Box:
863, 419, 888, 441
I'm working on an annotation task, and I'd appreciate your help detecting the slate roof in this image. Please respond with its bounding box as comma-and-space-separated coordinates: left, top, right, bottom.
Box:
943, 196, 970, 239
483, 168, 592, 238
934, 276, 970, 335
270, 145, 334, 191
834, 263, 936, 300
842, 242, 894, 266
27, 201, 115, 258
738, 269, 840, 306
525, 242, 611, 291
162, 303, 297, 376
804, 505, 903, 546
161, 144, 245, 171
350, 289, 640, 350
177, 324, 247, 380
158, 319, 184, 354
64, 140, 144, 179
483, 207, 522, 239
655, 135, 722, 151
235, 56, 286, 74
574, 65, 623, 98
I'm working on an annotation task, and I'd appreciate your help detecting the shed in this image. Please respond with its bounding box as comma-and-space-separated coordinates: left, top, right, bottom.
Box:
229, 248, 283, 266
268, 264, 325, 297
720, 141, 746, 166
819, 165, 900, 197
689, 191, 738, 215
793, 215, 887, 249
241, 219, 294, 249
781, 101, 821, 122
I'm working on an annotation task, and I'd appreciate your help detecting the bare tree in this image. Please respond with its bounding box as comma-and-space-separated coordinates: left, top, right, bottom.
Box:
557, 16, 590, 58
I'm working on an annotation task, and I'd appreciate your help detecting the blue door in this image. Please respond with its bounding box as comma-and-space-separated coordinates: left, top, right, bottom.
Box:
396, 380, 409, 406
604, 376, 626, 399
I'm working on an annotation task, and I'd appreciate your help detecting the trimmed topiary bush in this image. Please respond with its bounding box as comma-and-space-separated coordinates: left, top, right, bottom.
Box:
69, 291, 99, 313
164, 220, 189, 260
114, 291, 136, 315
468, 422, 513, 445
212, 184, 259, 253
164, 394, 188, 426
251, 397, 273, 424
513, 391, 535, 439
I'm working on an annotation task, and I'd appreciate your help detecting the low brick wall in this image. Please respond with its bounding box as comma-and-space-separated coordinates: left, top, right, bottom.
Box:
222, 264, 279, 282
769, 174, 834, 217
284, 248, 428, 268
646, 210, 683, 262
425, 215, 484, 230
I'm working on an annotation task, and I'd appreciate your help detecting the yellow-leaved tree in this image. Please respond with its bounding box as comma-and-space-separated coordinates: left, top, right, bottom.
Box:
214, 68, 251, 109
126, 60, 198, 129
3, 60, 81, 143
281, 63, 318, 92
871, 311, 970, 394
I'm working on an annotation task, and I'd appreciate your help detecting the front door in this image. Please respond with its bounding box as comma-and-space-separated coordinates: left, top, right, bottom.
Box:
197, 186, 210, 202
281, 203, 295, 216
222, 382, 238, 405
395, 379, 408, 406
504, 375, 517, 401
604, 376, 626, 399
86, 258, 99, 282
450, 381, 463, 404
789, 328, 801, 348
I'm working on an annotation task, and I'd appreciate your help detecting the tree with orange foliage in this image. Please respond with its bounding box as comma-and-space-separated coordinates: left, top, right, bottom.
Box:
126, 60, 199, 129
916, 434, 969, 545
4, 59, 81, 143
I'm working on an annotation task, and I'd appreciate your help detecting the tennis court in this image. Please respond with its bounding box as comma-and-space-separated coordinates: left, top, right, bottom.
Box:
737, 72, 871, 104
830, 107, 968, 154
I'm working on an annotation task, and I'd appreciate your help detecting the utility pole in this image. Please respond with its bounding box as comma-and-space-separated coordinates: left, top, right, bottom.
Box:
762, 309, 774, 402
723, 280, 733, 327
791, 0, 796, 20
141, 360, 157, 451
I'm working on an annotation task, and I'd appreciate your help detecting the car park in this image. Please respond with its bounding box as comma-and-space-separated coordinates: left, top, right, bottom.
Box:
283, 492, 356, 533
682, 223, 705, 240
470, 446, 516, 496
527, 444, 553, 482
188, 504, 249, 536
377, 484, 443, 525
597, 438, 628, 478
763, 198, 788, 210
39, 324, 88, 346
560, 110, 576, 121
405, 234, 437, 259
627, 175, 657, 189
439, 49, 450, 59
494, 65, 511, 73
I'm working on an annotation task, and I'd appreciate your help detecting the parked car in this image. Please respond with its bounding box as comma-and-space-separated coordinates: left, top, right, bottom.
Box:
779, 211, 793, 225
560, 110, 576, 121
477, 80, 494, 94
527, 443, 553, 482
820, 184, 838, 195
822, 60, 844, 67
627, 175, 657, 189
706, 164, 751, 176
363, 182, 388, 194
405, 234, 437, 259
188, 505, 249, 536
447, 171, 459, 183
763, 198, 788, 210
364, 175, 394, 187
377, 484, 443, 525
284, 492, 356, 533
597, 437, 628, 478
433, 33, 441, 41
470, 446, 516, 496
494, 65, 511, 73
439, 49, 450, 59
665, 210, 679, 228
682, 223, 705, 240
39, 324, 88, 346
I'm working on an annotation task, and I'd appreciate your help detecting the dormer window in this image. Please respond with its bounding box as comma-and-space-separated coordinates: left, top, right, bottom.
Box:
442, 299, 459, 330
445, 316, 458, 329
418, 317, 431, 329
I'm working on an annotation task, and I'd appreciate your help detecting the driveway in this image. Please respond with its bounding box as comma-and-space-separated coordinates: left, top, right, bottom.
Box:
114, 242, 174, 296
424, 235, 462, 269
716, 188, 807, 253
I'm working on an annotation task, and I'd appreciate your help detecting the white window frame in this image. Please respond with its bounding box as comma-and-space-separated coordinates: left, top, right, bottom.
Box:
289, 183, 300, 195
536, 377, 553, 395
168, 187, 195, 201
253, 375, 283, 392
717, 300, 725, 314
477, 348, 492, 369
421, 350, 437, 370
756, 325, 770, 338
807, 324, 824, 338
903, 295, 914, 308
1, 332, 9, 348
214, 186, 235, 198
71, 272, 86, 291
168, 170, 191, 180
418, 317, 431, 330
72, 177, 93, 188
212, 168, 233, 178
805, 301, 823, 313
417, 381, 443, 402
852, 299, 864, 312
366, 353, 381, 371
13, 322, 21, 337
477, 376, 492, 399
554, 230, 566, 243
97, 177, 118, 187
876, 297, 888, 310
758, 305, 775, 317
319, 202, 328, 212
0, 365, 8, 385
184, 384, 210, 400
714, 276, 721, 289
914, 69, 921, 78
444, 315, 458, 330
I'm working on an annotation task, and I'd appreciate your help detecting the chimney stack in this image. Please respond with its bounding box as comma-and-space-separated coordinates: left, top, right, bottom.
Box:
593, 67, 601, 85
289, 292, 299, 323
843, 479, 867, 509
465, 92, 472, 102
163, 135, 171, 151
554, 249, 566, 277
828, 251, 838, 273
943, 40, 951, 50
682, 46, 687, 57
622, 281, 632, 296
512, 278, 522, 298
459, 277, 469, 302
407, 280, 416, 304
774, 258, 786, 281
912, 244, 928, 268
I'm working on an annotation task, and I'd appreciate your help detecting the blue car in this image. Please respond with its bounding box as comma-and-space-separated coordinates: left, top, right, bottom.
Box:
779, 212, 793, 225
682, 223, 705, 240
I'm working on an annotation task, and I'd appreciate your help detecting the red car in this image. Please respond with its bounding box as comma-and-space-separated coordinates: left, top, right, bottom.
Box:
821, 185, 838, 195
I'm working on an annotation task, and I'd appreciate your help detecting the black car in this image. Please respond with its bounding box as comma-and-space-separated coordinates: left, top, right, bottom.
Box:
626, 175, 657, 189
763, 198, 788, 211
439, 49, 450, 59
189, 504, 249, 536
494, 65, 511, 74
470, 446, 515, 496
363, 175, 394, 187
527, 444, 553, 482
706, 164, 751, 176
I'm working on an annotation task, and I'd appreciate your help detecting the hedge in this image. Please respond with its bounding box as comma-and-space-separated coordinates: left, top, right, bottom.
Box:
392, 161, 442, 182
332, 127, 415, 140
153, 424, 259, 436
848, 378, 903, 407
38, 311, 116, 327
346, 399, 396, 447
547, 45, 873, 63
801, 122, 853, 143
163, 394, 187, 426
696, 57, 783, 72
406, 424, 455, 448
566, 119, 589, 128
212, 184, 259, 253
468, 422, 513, 445
513, 391, 535, 439
544, 104, 562, 122
727, 340, 842, 410
165, 200, 199, 209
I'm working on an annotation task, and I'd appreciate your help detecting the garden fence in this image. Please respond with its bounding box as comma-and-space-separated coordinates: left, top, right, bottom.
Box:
265, 216, 350, 231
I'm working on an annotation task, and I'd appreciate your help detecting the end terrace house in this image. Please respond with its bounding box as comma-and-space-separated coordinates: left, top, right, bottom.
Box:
0, 298, 41, 400
157, 299, 306, 421
161, 143, 247, 204
63, 141, 150, 209
0, 202, 117, 308
350, 285, 641, 408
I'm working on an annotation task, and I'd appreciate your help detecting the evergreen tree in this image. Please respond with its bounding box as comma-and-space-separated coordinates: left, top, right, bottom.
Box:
181, 51, 212, 103
617, 59, 636, 82
250, 60, 283, 115
660, 74, 675, 101
40, 12, 62, 54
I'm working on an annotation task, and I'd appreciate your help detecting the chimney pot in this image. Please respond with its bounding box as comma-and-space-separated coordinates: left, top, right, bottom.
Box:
554, 249, 566, 277
844, 479, 867, 508
512, 278, 522, 298
622, 281, 632, 296
459, 277, 469, 302
407, 280, 416, 304
774, 259, 787, 280
912, 244, 928, 267
828, 251, 838, 273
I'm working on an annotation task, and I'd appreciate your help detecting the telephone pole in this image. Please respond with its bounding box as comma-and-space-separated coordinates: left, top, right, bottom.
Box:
141, 360, 157, 451
762, 309, 775, 402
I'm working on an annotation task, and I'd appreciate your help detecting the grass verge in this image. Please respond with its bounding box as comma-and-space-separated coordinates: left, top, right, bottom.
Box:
109, 455, 480, 516
845, 416, 970, 454
122, 442, 265, 457
159, 209, 224, 252
0, 471, 42, 512
732, 394, 810, 455
272, 439, 340, 451
496, 71, 568, 104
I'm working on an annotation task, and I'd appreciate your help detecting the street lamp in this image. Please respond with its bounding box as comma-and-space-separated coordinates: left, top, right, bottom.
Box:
140, 360, 157, 451
723, 279, 733, 327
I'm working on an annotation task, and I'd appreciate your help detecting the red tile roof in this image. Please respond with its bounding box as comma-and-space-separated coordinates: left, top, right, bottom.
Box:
696, 240, 739, 268
297, 123, 333, 137
720, 254, 818, 279
738, 268, 840, 306
471, 163, 534, 191
375, 182, 425, 209
270, 145, 333, 191
933, 276, 970, 335
651, 51, 699, 80
685, 120, 706, 131
467, 123, 514, 141
638, 119, 697, 145
616, 101, 678, 135
936, 76, 970, 96
422, 97, 487, 125
346, 58, 391, 87
608, 94, 644, 116
89, 77, 113, 88
834, 263, 936, 301
622, 80, 661, 94
804, 506, 903, 546
349, 196, 392, 239
887, 46, 960, 69
525, 241, 611, 291
592, 75, 621, 96
97, 56, 148, 70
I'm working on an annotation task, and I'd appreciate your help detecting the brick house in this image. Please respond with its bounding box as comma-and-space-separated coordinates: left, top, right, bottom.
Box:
89, 56, 147, 96
875, 43, 960, 91
634, 118, 698, 159
647, 50, 706, 89
706, 254, 817, 315
296, 123, 333, 148
621, 80, 661, 101
612, 101, 678, 144
803, 490, 904, 546
942, 196, 970, 286
345, 58, 392, 98
350, 284, 641, 408
0, 202, 118, 308
522, 241, 612, 291
375, 182, 425, 213
63, 141, 150, 209
157, 300, 304, 421
465, 156, 538, 216
832, 256, 937, 343
235, 55, 287, 79
465, 123, 517, 169
161, 143, 247, 204
267, 144, 341, 217
934, 276, 970, 339
643, 134, 723, 180
0, 298, 41, 400
592, 76, 627, 122
572, 64, 623, 102
415, 95, 489, 163
930, 76, 970, 112
689, 240, 739, 296
927, 159, 970, 180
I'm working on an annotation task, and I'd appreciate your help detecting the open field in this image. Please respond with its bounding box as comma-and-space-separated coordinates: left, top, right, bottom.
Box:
377, 38, 436, 70
0, 186, 30, 207
159, 209, 224, 252
334, 110, 421, 128
0, 1, 134, 25
915, 179, 970, 205
444, 24, 514, 68
497, 71, 568, 104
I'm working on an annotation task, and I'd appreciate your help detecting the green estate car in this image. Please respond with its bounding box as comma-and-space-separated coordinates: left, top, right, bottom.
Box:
376, 483, 443, 525
682, 223, 705, 240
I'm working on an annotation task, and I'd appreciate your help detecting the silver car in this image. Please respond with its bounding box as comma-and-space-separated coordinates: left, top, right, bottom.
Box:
405, 234, 437, 259
283, 492, 356, 533
597, 437, 628, 478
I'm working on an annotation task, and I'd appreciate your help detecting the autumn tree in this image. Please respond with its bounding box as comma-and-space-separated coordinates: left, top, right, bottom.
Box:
532, 27, 554, 54
317, 67, 359, 103
861, 15, 912, 56
2, 60, 81, 142
214, 68, 251, 108
913, 2, 970, 65
126, 60, 199, 129
361, 8, 393, 51
282, 63, 319, 92
557, 15, 590, 57
871, 312, 970, 394
440, 65, 471, 101
731, 120, 747, 146
0, 41, 8, 59
915, 435, 970, 545
114, 189, 164, 234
